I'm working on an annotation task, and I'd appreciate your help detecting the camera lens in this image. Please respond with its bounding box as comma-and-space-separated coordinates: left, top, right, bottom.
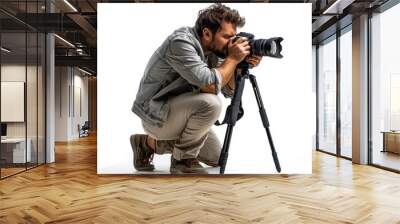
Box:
251, 37, 283, 58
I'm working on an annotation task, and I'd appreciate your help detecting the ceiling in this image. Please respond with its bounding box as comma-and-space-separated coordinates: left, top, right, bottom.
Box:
0, 0, 393, 75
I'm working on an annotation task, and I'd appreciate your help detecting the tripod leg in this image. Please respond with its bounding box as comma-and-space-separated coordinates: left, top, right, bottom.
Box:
218, 74, 246, 174
218, 126, 233, 174
249, 74, 281, 173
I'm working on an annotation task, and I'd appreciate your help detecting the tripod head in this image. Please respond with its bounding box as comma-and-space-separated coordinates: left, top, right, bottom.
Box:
236, 60, 252, 71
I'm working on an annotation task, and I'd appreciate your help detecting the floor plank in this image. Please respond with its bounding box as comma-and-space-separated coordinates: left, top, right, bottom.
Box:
1, 134, 400, 223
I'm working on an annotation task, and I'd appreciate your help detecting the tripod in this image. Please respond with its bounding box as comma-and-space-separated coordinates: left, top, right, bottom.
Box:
217, 67, 281, 174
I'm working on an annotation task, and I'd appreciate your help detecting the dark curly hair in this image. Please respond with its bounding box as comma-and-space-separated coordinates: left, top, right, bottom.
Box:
195, 3, 245, 37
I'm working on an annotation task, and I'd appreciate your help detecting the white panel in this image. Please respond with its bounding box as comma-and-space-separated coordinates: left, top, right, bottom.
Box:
1, 82, 25, 122
98, 3, 312, 174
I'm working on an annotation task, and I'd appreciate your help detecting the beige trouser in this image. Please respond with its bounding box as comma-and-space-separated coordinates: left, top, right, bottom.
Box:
142, 92, 222, 166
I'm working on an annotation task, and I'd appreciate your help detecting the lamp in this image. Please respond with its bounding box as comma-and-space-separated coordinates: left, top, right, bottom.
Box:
63, 0, 78, 12
54, 34, 75, 48
1, 47, 11, 53
78, 67, 93, 76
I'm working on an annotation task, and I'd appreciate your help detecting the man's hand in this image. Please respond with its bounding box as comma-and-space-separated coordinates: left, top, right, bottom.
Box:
245, 55, 262, 68
227, 37, 251, 63
201, 38, 251, 94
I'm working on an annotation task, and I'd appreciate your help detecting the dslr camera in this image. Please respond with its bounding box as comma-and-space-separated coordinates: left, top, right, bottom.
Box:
234, 32, 283, 69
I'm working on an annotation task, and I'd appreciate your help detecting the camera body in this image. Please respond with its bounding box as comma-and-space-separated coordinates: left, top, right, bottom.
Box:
234, 32, 283, 69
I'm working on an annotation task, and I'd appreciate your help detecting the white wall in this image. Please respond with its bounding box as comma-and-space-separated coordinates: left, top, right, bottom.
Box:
1, 65, 26, 130
1, 65, 42, 137
71, 72, 89, 138
55, 66, 69, 141
55, 67, 89, 141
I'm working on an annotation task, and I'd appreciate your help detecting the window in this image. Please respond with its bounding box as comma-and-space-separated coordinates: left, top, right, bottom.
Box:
318, 36, 337, 154
371, 3, 400, 171
339, 28, 352, 158
0, 1, 46, 179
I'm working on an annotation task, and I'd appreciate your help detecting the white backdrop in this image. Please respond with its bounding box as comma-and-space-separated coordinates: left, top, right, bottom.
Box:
98, 3, 312, 174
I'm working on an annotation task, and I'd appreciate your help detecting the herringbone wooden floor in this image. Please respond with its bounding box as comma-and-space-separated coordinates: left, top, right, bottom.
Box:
1, 134, 400, 223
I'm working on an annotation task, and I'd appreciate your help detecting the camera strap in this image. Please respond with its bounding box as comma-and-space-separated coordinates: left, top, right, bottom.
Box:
214, 100, 244, 126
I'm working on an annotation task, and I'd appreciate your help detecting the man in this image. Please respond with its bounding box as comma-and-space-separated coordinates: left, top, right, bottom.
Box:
131, 3, 262, 174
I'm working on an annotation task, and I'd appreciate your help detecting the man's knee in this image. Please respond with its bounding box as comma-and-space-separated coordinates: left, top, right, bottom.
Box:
198, 93, 222, 119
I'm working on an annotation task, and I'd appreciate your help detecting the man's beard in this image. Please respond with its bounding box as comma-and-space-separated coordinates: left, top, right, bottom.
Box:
210, 42, 228, 59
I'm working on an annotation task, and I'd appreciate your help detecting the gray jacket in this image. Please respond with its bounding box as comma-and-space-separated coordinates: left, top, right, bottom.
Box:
132, 26, 234, 127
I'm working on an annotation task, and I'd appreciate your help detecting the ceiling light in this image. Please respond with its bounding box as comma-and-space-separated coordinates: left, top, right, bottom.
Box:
54, 34, 75, 48
322, 0, 355, 15
1, 47, 11, 53
78, 67, 93, 76
63, 0, 78, 12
